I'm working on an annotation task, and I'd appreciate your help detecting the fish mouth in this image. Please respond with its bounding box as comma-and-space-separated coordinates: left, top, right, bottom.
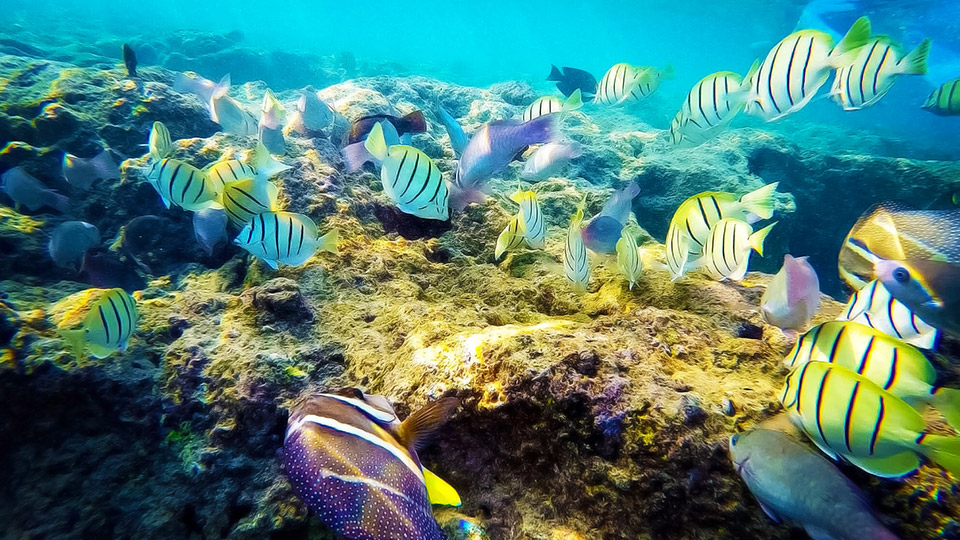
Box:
735, 456, 749, 476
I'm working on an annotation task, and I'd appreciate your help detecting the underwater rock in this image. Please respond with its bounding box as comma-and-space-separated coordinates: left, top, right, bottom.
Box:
244, 278, 314, 325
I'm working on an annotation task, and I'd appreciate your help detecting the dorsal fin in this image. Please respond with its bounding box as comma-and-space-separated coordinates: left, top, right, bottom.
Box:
398, 397, 460, 451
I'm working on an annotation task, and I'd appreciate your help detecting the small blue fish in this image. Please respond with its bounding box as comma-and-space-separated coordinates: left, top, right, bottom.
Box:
580, 181, 640, 253
284, 390, 461, 540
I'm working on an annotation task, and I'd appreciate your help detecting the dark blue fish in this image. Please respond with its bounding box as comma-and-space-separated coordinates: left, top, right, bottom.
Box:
284, 390, 461, 540
547, 65, 598, 100
581, 182, 640, 253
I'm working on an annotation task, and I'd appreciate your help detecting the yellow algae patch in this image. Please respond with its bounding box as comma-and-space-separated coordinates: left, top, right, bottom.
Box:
49, 288, 108, 328
47, 67, 87, 97
550, 528, 586, 540
0, 207, 44, 234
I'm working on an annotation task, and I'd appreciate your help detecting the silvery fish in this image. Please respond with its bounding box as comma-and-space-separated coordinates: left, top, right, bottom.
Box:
511, 188, 545, 249
49, 221, 100, 270
520, 89, 582, 122
1, 166, 69, 213
452, 115, 556, 211
173, 72, 230, 111
193, 208, 228, 256
148, 121, 173, 161
616, 221, 644, 290
670, 70, 751, 148
563, 201, 590, 293
761, 254, 820, 336
60, 288, 139, 359
62, 150, 120, 189
495, 214, 525, 260
219, 176, 279, 228
837, 279, 938, 349
692, 218, 775, 281
290, 86, 335, 133
521, 141, 582, 180
284, 390, 461, 540
580, 181, 640, 254
594, 63, 651, 105
258, 89, 286, 155
144, 159, 221, 211
730, 428, 898, 540
211, 90, 258, 136
923, 78, 960, 116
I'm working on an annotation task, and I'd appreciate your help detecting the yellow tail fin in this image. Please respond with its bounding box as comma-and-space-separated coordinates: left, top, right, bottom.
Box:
931, 387, 960, 431
60, 329, 86, 360
316, 229, 339, 255
363, 122, 388, 161
749, 222, 777, 256
899, 38, 931, 76
919, 433, 960, 479
739, 182, 779, 221
423, 467, 461, 507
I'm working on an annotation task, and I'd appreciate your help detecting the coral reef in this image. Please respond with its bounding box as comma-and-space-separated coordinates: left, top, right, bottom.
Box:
1, 46, 959, 540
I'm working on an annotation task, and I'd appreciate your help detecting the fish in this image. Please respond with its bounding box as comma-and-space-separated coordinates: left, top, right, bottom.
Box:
580, 181, 641, 254
259, 89, 286, 155
211, 89, 259, 136
80, 248, 147, 291
838, 201, 960, 335
511, 188, 545, 249
364, 122, 449, 221
729, 428, 898, 540
629, 64, 674, 99
110, 215, 167, 273
60, 288, 139, 359
837, 280, 938, 349
761, 254, 820, 335
563, 202, 590, 293
62, 150, 120, 189
547, 65, 598, 100
289, 86, 335, 133
48, 221, 100, 270
193, 208, 228, 256
452, 115, 556, 211
148, 121, 173, 161
122, 43, 137, 77
436, 100, 468, 157
780, 360, 960, 479
520, 89, 583, 122
745, 16, 872, 121
784, 320, 960, 430
349, 111, 427, 145
234, 211, 338, 270
219, 175, 279, 228
670, 69, 752, 148
922, 78, 960, 116
0, 167, 69, 213
692, 219, 776, 281
831, 36, 931, 111
173, 72, 230, 111
204, 159, 257, 187
521, 141, 582, 180
594, 63, 651, 105
494, 214, 525, 260
144, 159, 221, 211
248, 141, 292, 181
616, 222, 644, 290
665, 182, 779, 280
284, 390, 461, 540
342, 119, 403, 173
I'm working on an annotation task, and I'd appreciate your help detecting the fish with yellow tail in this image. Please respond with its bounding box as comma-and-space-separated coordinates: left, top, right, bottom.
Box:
284, 390, 461, 540
692, 218, 775, 281
670, 69, 753, 147
511, 187, 545, 249
784, 320, 960, 431
831, 36, 931, 111
521, 89, 583, 122
745, 16, 872, 121
495, 215, 525, 260
665, 182, 779, 280
234, 211, 338, 270
593, 63, 649, 105
781, 361, 960, 479
837, 280, 938, 349
148, 121, 173, 161
144, 159, 222, 211
258, 89, 286, 155
60, 288, 139, 359
219, 176, 280, 228
563, 199, 590, 292
923, 78, 960, 116
616, 220, 644, 290
629, 64, 673, 99
365, 122, 450, 221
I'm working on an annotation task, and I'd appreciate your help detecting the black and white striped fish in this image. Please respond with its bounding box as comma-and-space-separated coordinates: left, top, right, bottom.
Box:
670, 70, 751, 147
628, 64, 673, 99
563, 204, 590, 292
512, 188, 545, 249
495, 215, 525, 260
145, 158, 221, 211
923, 78, 960, 116
837, 280, 938, 349
205, 159, 257, 187
616, 223, 643, 290
148, 121, 172, 160
521, 89, 582, 122
745, 17, 871, 121
831, 36, 930, 111
364, 123, 449, 221
219, 177, 279, 227
593, 63, 651, 105
61, 288, 139, 359
693, 218, 775, 281
234, 211, 338, 269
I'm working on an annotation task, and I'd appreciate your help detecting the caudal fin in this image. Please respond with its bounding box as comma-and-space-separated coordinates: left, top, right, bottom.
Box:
316, 228, 339, 255
749, 222, 777, 256
342, 141, 374, 172
400, 110, 427, 135
363, 122, 389, 162
563, 89, 583, 113
547, 64, 563, 81
93, 150, 120, 180
660, 64, 676, 79
250, 141, 291, 180
918, 433, 960, 479
44, 190, 70, 213
898, 38, 931, 76
60, 329, 86, 360
739, 182, 779, 221
931, 387, 960, 431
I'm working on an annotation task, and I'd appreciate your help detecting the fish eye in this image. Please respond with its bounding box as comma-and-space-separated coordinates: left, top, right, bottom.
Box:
893, 267, 910, 283
730, 434, 740, 446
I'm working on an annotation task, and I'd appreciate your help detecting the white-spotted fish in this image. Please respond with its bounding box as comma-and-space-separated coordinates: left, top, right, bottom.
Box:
730, 428, 898, 540
745, 17, 872, 121
838, 279, 938, 349
693, 218, 775, 281
62, 150, 120, 189
511, 188, 545, 249
495, 215, 525, 260
60, 288, 139, 359
0, 167, 69, 213
234, 211, 338, 269
148, 121, 173, 161
593, 63, 650, 105
364, 122, 449, 221
923, 78, 960, 116
520, 89, 582, 122
616, 221, 644, 290
780, 361, 960, 479
784, 320, 960, 430
670, 69, 752, 147
761, 254, 820, 335
284, 390, 461, 540
563, 202, 590, 292
219, 176, 280, 228
259, 89, 286, 155
831, 36, 930, 111
145, 159, 221, 211
665, 183, 778, 280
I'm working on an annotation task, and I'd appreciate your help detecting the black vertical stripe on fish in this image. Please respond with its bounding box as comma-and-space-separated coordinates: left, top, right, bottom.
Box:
406, 160, 435, 205
910, 314, 922, 335
869, 396, 885, 455
214, 168, 226, 185
886, 296, 903, 338
259, 214, 267, 243
157, 159, 170, 184
864, 311, 874, 328
767, 42, 783, 114
698, 83, 714, 127
393, 150, 409, 189
814, 367, 830, 444
286, 216, 294, 258
107, 296, 123, 344
884, 349, 898, 390
801, 37, 813, 95
857, 336, 875, 374
947, 84, 957, 113
399, 153, 422, 200
120, 293, 134, 331
426, 162, 444, 204
720, 221, 734, 274
709, 196, 722, 222
225, 193, 257, 224
685, 220, 702, 247
844, 381, 861, 453
99, 306, 110, 343
872, 45, 892, 96
859, 41, 880, 104
785, 35, 801, 106
828, 325, 846, 364
712, 77, 721, 121
273, 213, 281, 259
795, 361, 813, 413
181, 170, 195, 202
696, 199, 710, 230
168, 163, 183, 199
